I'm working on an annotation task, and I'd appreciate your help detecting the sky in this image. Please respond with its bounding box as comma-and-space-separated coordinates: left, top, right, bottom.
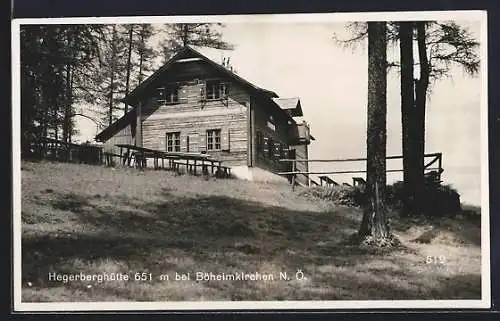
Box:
74, 19, 484, 206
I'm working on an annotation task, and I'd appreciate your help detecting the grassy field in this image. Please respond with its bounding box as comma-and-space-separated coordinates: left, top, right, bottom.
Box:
20, 161, 482, 302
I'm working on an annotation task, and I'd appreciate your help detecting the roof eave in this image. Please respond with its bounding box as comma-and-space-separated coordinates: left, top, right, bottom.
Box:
126, 45, 278, 105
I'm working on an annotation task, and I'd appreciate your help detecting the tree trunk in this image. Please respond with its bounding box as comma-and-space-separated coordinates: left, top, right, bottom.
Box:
109, 70, 115, 126
399, 22, 417, 215
358, 22, 390, 243
414, 22, 430, 214
138, 30, 145, 84
109, 25, 117, 126
182, 24, 189, 46
62, 65, 72, 143
124, 25, 134, 114
69, 68, 74, 143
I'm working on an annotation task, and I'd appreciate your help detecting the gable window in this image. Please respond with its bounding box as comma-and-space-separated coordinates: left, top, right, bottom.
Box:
166, 132, 181, 152
157, 85, 179, 105
207, 129, 221, 151
205, 81, 229, 100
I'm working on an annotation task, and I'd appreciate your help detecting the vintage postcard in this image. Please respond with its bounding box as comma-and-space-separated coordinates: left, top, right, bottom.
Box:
12, 10, 490, 311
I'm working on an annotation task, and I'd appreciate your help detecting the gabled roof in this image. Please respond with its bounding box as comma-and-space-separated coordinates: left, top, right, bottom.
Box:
95, 109, 136, 142
124, 45, 278, 106
272, 97, 303, 117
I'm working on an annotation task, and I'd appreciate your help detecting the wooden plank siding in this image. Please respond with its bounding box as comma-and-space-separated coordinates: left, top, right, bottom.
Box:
139, 62, 251, 167
290, 144, 309, 186
103, 123, 134, 164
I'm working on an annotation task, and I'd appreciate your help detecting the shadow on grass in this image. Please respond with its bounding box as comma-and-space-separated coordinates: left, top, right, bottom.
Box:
22, 189, 481, 300
389, 208, 481, 247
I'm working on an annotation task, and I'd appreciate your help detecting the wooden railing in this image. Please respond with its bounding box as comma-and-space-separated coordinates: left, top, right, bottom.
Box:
277, 153, 443, 190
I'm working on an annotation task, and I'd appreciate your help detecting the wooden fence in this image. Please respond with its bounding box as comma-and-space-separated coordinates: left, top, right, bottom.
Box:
277, 153, 443, 191
26, 137, 104, 165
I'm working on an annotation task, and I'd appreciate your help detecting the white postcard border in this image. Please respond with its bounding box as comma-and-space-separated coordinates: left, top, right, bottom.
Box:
11, 10, 491, 311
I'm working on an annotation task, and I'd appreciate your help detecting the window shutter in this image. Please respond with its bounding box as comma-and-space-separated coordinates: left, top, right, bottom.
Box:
188, 133, 198, 153
180, 133, 187, 152
199, 130, 207, 152
221, 127, 230, 151
220, 82, 230, 98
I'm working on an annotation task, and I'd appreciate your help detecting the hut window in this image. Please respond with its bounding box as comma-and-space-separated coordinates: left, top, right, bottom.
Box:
157, 85, 179, 105
205, 81, 229, 100
165, 85, 179, 104
206, 80, 220, 100
262, 137, 269, 155
207, 129, 221, 151
166, 132, 181, 152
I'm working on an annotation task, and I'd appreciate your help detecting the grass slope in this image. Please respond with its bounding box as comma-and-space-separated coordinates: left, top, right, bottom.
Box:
21, 161, 482, 302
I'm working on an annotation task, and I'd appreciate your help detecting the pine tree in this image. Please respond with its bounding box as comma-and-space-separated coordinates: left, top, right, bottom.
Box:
335, 21, 480, 216
85, 24, 128, 127
159, 23, 234, 63
134, 24, 155, 86
399, 22, 417, 215
358, 22, 391, 245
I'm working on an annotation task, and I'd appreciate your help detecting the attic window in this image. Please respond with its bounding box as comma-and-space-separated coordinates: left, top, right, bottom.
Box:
157, 85, 179, 105
206, 81, 229, 100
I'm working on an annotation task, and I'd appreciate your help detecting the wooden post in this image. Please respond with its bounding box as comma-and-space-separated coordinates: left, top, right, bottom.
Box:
194, 160, 197, 175
438, 153, 442, 181
291, 161, 296, 191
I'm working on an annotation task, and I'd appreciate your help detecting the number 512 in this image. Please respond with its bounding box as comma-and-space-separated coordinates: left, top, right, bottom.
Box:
426, 255, 446, 264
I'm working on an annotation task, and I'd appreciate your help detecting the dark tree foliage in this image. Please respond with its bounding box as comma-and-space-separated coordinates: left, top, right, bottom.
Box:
334, 21, 480, 216
133, 24, 156, 87
20, 22, 232, 155
121, 24, 156, 114
159, 23, 234, 63
20, 24, 101, 156
83, 24, 129, 126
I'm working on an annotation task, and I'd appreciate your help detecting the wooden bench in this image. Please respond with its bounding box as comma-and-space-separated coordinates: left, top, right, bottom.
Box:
171, 160, 231, 178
